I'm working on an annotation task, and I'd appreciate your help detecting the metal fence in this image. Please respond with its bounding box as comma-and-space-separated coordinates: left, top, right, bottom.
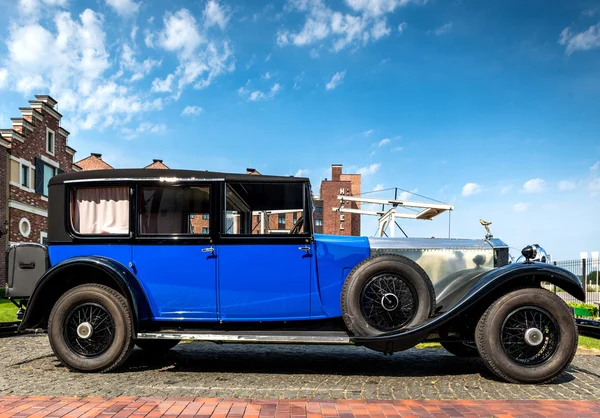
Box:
543, 258, 600, 304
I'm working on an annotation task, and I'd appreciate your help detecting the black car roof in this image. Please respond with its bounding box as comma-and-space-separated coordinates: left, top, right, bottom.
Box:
49, 168, 309, 186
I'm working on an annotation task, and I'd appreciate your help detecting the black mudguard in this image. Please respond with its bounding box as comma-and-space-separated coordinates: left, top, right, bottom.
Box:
352, 262, 584, 353
19, 256, 151, 331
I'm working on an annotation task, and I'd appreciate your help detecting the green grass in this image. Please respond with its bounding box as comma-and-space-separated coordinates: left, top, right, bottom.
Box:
0, 289, 19, 323
579, 335, 600, 350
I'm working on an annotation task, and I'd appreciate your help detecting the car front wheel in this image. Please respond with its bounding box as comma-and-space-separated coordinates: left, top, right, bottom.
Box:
475, 288, 577, 384
48, 284, 135, 372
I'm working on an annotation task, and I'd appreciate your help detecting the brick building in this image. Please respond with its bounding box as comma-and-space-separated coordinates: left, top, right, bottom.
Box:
316, 164, 361, 236
0, 95, 79, 285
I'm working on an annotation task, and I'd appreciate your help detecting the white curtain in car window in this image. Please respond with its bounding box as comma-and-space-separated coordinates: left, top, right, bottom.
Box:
73, 187, 129, 234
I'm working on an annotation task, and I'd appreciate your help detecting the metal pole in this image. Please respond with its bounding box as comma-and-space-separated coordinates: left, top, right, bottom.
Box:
582, 258, 587, 299
553, 261, 557, 293
448, 210, 451, 238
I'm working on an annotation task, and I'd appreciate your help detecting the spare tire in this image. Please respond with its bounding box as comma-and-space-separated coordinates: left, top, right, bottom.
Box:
341, 253, 435, 337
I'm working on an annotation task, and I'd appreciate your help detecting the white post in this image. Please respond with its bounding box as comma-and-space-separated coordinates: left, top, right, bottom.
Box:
593, 251, 599, 302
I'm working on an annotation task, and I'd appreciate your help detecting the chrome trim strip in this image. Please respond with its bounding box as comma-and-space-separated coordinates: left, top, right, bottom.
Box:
64, 177, 225, 184
136, 332, 351, 344
368, 237, 493, 250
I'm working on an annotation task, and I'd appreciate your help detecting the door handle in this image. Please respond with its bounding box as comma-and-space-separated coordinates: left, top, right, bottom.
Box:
202, 247, 215, 254
298, 246, 311, 252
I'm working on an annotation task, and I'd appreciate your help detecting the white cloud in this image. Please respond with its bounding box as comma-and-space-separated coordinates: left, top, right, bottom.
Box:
364, 129, 374, 136
399, 188, 418, 200
591, 161, 600, 171
462, 183, 481, 197
293, 72, 304, 90
182, 105, 203, 116
295, 169, 310, 177
373, 184, 384, 192
277, 0, 416, 52
378, 138, 390, 147
326, 70, 346, 90
514, 203, 530, 212
106, 0, 139, 17
345, 0, 412, 16
18, 0, 68, 19
156, 8, 235, 96
0, 68, 8, 89
500, 185, 513, 195
435, 22, 452, 36
151, 74, 174, 92
120, 44, 161, 81
239, 82, 281, 102
558, 180, 576, 191
203, 0, 230, 30
159, 9, 203, 59
122, 121, 166, 139
559, 23, 600, 55
397, 22, 407, 34
357, 163, 381, 175
263, 72, 272, 80
522, 178, 546, 193
371, 19, 390, 40
391, 146, 403, 152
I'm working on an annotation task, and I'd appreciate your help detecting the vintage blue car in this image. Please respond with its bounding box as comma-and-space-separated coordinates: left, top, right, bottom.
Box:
4, 169, 585, 383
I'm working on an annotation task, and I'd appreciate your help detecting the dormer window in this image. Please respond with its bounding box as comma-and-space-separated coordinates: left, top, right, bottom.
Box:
46, 128, 55, 155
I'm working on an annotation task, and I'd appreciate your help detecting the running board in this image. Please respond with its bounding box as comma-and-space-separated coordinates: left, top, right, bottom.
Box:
136, 330, 351, 344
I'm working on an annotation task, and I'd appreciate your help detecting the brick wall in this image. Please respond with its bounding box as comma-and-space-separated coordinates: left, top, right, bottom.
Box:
319, 165, 361, 236
0, 145, 7, 286
0, 96, 76, 285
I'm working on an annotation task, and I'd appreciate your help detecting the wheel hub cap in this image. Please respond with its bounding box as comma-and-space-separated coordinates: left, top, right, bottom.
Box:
381, 293, 399, 311
77, 322, 93, 339
524, 327, 543, 346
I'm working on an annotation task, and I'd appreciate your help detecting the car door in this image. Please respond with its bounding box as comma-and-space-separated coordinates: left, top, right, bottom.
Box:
217, 181, 313, 321
131, 183, 218, 321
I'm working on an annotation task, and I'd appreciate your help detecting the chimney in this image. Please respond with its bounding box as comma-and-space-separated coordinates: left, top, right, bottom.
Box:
91, 153, 102, 159
153, 159, 163, 163
331, 164, 342, 182
246, 168, 256, 173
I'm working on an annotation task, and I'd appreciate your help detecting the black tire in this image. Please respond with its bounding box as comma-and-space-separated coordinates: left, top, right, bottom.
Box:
48, 284, 135, 373
475, 288, 577, 384
441, 341, 479, 357
136, 339, 181, 352
341, 253, 435, 337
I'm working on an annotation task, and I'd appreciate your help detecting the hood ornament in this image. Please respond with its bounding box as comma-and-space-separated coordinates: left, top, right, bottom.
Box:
480, 219, 493, 240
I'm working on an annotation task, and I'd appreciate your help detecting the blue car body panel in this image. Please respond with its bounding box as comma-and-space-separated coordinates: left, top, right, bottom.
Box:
132, 245, 218, 321
46, 235, 371, 323
313, 234, 371, 317
217, 243, 314, 321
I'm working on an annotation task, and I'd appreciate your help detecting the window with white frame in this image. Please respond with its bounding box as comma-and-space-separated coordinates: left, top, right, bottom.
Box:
9, 157, 34, 191
46, 128, 55, 155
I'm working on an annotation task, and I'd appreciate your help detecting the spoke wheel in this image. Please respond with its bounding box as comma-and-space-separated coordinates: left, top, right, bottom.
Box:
360, 273, 418, 331
64, 303, 116, 358
500, 306, 559, 366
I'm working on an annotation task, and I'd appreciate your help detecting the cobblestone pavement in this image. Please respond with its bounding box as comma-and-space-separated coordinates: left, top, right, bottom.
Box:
1, 335, 600, 400
1, 397, 600, 418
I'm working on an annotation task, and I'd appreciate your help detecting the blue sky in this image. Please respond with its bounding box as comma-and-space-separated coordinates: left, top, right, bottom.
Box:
0, 0, 599, 260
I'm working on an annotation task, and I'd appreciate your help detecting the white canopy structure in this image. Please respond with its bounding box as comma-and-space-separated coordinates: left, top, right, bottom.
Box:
334, 195, 454, 238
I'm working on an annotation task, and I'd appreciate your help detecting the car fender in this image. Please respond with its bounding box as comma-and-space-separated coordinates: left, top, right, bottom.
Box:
351, 262, 584, 353
19, 256, 151, 331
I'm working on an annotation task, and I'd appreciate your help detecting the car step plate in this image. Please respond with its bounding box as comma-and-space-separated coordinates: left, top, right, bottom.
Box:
136, 330, 351, 344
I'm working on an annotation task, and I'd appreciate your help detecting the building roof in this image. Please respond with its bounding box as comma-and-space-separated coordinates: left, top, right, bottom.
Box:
74, 153, 114, 170
144, 159, 169, 169
49, 168, 309, 186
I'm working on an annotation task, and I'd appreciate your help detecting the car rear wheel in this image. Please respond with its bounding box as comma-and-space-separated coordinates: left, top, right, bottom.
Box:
136, 339, 181, 352
440, 341, 479, 357
48, 284, 135, 372
341, 254, 435, 338
475, 288, 577, 384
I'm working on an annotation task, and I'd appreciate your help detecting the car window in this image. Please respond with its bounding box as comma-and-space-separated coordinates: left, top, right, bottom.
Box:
139, 185, 210, 235
224, 182, 306, 235
71, 187, 130, 235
